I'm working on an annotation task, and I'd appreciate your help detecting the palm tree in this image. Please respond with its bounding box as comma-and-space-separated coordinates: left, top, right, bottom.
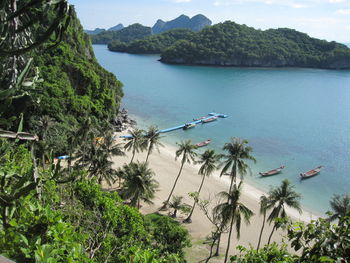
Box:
328, 193, 350, 221
163, 140, 197, 208
267, 179, 302, 245
184, 149, 220, 223
213, 182, 254, 263
220, 138, 256, 193
124, 128, 145, 163
121, 162, 159, 208
36, 115, 55, 167
169, 195, 190, 218
75, 131, 125, 186
256, 195, 270, 250
143, 126, 163, 163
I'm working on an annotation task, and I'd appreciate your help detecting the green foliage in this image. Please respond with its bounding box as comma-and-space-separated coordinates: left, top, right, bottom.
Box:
108, 29, 195, 54
144, 213, 191, 260
92, 23, 152, 44
120, 162, 159, 208
287, 211, 350, 263
230, 243, 297, 263
160, 21, 350, 69
0, 187, 89, 262
1, 7, 123, 156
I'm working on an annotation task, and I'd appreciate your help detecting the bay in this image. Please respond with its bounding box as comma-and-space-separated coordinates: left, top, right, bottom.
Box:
93, 44, 350, 215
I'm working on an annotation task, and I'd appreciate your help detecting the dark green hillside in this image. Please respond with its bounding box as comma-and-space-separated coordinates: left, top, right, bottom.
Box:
1, 7, 123, 154
91, 23, 152, 44
160, 21, 350, 69
108, 28, 195, 54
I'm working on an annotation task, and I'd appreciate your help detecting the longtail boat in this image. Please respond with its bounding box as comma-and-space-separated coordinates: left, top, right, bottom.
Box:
195, 139, 211, 147
193, 116, 207, 121
259, 166, 285, 177
202, 117, 218, 123
300, 166, 323, 179
183, 123, 196, 130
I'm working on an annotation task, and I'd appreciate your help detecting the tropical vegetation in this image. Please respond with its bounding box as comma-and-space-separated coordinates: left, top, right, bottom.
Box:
163, 140, 197, 208
161, 21, 350, 69
1, 1, 350, 262
91, 23, 152, 44
108, 29, 195, 54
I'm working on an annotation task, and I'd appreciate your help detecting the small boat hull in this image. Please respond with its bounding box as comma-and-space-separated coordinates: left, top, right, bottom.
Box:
195, 139, 211, 147
300, 166, 323, 179
183, 123, 196, 130
259, 166, 285, 177
202, 117, 218, 123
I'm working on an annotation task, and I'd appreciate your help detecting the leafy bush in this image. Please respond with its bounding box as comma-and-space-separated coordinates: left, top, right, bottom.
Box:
144, 213, 191, 260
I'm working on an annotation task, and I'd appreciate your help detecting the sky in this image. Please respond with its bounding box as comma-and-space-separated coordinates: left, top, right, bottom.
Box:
70, 0, 350, 43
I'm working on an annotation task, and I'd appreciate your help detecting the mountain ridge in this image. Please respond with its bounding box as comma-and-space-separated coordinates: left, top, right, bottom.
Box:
152, 14, 212, 34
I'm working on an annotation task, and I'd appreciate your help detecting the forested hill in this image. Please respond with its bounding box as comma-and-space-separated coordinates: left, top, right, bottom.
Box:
108, 29, 195, 54
91, 23, 152, 44
160, 21, 350, 69
2, 7, 123, 154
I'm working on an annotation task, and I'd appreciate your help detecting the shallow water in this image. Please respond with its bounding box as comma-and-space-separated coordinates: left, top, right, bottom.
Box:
93, 44, 350, 215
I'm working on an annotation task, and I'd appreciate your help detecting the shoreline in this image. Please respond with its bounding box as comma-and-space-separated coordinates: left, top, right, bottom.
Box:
146, 139, 321, 223
121, 113, 324, 220
112, 130, 322, 259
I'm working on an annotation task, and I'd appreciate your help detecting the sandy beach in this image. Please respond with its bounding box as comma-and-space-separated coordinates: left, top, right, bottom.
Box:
111, 133, 319, 261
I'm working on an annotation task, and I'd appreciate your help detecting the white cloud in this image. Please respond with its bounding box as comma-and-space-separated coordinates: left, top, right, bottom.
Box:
174, 0, 192, 2
292, 3, 308, 8
329, 0, 346, 3
213, 0, 308, 8
336, 9, 350, 14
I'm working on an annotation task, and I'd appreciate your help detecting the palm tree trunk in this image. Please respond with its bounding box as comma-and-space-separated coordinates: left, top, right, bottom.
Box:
30, 142, 40, 199
224, 214, 236, 263
214, 232, 221, 256
228, 163, 237, 194
165, 161, 185, 206
257, 213, 266, 250
267, 224, 276, 245
145, 146, 151, 163
130, 148, 136, 164
205, 234, 217, 263
42, 154, 45, 168
184, 174, 206, 223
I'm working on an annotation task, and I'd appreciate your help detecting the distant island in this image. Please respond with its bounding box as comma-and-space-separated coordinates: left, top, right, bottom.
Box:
108, 28, 195, 54
84, 23, 124, 35
91, 23, 152, 44
107, 20, 350, 69
160, 21, 350, 69
152, 14, 211, 34
88, 14, 211, 45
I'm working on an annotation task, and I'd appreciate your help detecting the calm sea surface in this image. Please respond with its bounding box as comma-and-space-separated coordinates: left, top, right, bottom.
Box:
93, 44, 350, 215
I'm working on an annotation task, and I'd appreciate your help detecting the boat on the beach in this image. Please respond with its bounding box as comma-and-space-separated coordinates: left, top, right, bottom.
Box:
259, 166, 285, 177
183, 123, 196, 130
300, 166, 323, 179
195, 139, 211, 147
202, 117, 218, 123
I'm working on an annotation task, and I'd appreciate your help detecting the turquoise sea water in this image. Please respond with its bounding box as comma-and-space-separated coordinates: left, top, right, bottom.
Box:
93, 45, 350, 215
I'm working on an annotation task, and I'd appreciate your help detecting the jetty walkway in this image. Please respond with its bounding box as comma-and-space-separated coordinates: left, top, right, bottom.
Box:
120, 112, 228, 138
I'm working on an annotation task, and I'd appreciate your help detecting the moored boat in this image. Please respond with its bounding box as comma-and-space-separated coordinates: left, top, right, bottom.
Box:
259, 166, 285, 177
202, 117, 218, 123
183, 123, 196, 130
193, 116, 207, 121
300, 166, 323, 179
195, 139, 211, 147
